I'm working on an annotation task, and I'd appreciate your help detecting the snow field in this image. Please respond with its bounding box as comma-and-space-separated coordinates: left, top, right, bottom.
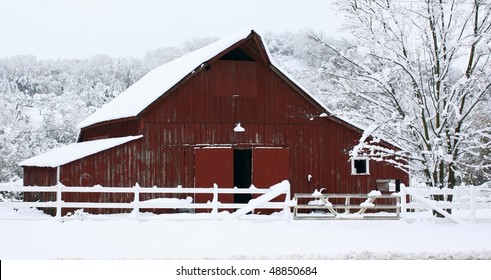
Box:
0, 203, 490, 260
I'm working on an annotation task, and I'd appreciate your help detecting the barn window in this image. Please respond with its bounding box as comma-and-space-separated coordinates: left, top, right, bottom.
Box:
352, 158, 369, 175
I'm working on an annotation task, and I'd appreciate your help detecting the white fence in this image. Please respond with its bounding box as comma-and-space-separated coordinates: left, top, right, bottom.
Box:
400, 185, 491, 223
290, 185, 491, 223
0, 181, 291, 221
2, 181, 491, 223
292, 192, 401, 220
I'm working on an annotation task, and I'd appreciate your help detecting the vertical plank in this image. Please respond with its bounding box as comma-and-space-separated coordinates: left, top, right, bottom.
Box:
194, 148, 234, 209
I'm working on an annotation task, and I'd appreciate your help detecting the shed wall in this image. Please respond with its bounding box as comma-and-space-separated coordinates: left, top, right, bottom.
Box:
59, 140, 142, 214
23, 166, 58, 215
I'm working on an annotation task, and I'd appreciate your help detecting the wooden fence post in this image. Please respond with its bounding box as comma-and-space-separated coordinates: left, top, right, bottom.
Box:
132, 183, 140, 220
284, 182, 291, 221
400, 185, 407, 222
212, 183, 218, 219
470, 185, 476, 223
56, 182, 62, 222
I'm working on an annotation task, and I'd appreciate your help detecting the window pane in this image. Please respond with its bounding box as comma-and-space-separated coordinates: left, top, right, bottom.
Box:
354, 159, 367, 174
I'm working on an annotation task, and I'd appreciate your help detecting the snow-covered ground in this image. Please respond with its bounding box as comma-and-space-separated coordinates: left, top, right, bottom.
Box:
1, 203, 490, 260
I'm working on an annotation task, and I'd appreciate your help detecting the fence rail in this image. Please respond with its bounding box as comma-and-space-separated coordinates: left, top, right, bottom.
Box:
399, 185, 491, 223
0, 181, 291, 221
2, 182, 490, 223
293, 193, 401, 220
292, 186, 491, 223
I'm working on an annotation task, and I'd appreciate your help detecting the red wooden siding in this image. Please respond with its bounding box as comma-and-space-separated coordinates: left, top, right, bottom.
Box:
59, 140, 142, 214
60, 140, 141, 187
234, 61, 257, 97
252, 148, 289, 214
23, 166, 57, 187
79, 119, 139, 142
210, 60, 258, 97
23, 167, 58, 215
194, 148, 234, 205
252, 148, 289, 188
212, 60, 235, 97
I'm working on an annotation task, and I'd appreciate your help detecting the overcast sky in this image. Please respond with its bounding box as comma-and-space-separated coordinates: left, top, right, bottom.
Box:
0, 0, 344, 59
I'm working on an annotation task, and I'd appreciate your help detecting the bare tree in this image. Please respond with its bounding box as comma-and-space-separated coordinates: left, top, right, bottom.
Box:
311, 0, 491, 188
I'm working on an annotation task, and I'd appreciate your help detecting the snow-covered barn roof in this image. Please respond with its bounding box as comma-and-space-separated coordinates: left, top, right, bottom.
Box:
76, 29, 332, 129
19, 135, 142, 167
77, 30, 251, 129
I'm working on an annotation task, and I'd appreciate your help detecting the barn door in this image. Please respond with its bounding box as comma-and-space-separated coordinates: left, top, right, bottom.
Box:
234, 149, 252, 203
252, 148, 289, 188
252, 148, 289, 214
194, 148, 233, 208
252, 148, 290, 214
194, 147, 289, 213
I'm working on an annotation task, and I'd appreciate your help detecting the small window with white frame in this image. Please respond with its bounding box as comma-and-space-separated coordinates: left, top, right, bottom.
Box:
351, 158, 369, 175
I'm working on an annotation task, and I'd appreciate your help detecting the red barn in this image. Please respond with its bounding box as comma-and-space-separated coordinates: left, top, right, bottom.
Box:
20, 30, 408, 214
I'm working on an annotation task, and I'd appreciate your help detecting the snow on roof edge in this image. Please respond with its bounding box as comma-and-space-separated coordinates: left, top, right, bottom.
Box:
265, 44, 365, 131
19, 135, 143, 168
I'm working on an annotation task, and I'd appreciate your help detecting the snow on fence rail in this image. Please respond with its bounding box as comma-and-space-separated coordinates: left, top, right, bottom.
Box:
291, 186, 491, 223
0, 181, 291, 221
399, 185, 491, 223
3, 181, 491, 223
292, 192, 401, 220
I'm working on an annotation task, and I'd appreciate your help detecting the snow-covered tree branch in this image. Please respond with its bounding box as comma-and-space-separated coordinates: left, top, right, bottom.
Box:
311, 0, 491, 187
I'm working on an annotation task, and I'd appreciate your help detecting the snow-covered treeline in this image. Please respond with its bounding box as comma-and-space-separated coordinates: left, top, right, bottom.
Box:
0, 37, 218, 181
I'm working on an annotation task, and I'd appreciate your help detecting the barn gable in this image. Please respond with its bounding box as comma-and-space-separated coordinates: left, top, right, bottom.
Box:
76, 30, 274, 130
77, 30, 337, 141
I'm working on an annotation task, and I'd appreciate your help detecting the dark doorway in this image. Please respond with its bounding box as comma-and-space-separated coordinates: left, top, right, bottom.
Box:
234, 149, 252, 203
